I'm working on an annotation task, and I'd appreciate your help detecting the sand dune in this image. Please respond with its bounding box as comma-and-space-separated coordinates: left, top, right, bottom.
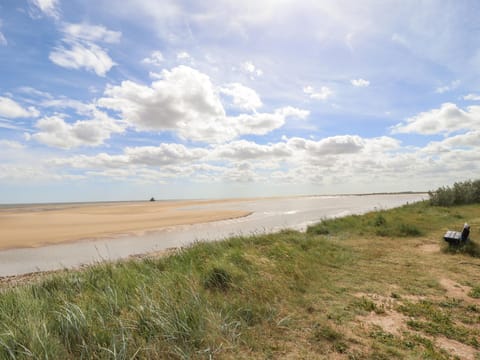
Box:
0, 200, 251, 250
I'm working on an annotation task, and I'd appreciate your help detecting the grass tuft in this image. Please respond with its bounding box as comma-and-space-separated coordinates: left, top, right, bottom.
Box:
469, 286, 480, 299
443, 239, 480, 258
203, 267, 232, 291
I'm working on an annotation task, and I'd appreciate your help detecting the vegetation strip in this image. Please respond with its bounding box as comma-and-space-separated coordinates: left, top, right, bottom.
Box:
0, 200, 480, 359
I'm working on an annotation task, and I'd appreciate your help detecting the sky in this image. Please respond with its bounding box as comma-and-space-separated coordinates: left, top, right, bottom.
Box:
1, 0, 480, 203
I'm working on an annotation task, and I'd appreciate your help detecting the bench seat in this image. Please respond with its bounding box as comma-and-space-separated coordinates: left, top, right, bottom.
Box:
444, 230, 463, 245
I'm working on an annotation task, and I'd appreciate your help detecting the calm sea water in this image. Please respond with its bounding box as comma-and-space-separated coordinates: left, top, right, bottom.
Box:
0, 194, 426, 277
0, 200, 176, 212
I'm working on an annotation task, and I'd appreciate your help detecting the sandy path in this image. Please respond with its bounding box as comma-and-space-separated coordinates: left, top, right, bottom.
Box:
0, 199, 251, 250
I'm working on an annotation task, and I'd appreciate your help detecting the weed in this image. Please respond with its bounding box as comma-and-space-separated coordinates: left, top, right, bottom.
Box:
400, 300, 480, 348
469, 286, 480, 299
310, 322, 349, 353
352, 297, 378, 313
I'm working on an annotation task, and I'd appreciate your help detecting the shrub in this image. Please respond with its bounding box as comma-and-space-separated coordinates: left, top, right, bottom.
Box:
308, 225, 330, 235
374, 214, 387, 227
429, 179, 480, 206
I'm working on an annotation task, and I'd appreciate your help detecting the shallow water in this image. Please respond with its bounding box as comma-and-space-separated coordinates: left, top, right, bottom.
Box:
0, 194, 426, 277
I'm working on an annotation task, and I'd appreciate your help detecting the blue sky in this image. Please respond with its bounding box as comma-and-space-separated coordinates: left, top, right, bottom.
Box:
1, 0, 480, 203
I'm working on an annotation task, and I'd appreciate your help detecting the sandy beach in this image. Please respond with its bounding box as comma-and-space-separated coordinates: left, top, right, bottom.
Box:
0, 199, 251, 250
0, 194, 428, 276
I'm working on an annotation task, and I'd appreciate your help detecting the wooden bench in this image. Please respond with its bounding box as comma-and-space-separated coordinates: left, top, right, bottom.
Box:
443, 230, 463, 245
444, 224, 470, 245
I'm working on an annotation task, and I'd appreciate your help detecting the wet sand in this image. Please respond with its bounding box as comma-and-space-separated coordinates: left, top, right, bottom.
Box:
0, 194, 427, 276
0, 199, 251, 250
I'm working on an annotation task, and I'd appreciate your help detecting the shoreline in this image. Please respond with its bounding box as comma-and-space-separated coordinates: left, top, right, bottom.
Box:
0, 194, 428, 278
0, 191, 427, 208
0, 198, 254, 251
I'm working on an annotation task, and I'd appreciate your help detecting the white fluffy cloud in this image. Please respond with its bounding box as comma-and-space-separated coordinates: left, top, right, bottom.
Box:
142, 50, 164, 66
49, 23, 120, 76
214, 140, 292, 160
46, 133, 409, 188
464, 93, 480, 101
29, 0, 59, 18
288, 135, 365, 156
50, 143, 208, 168
351, 78, 370, 87
303, 85, 333, 100
50, 153, 128, 169
422, 130, 480, 154
220, 83, 262, 111
392, 103, 480, 135
0, 97, 39, 118
124, 144, 208, 166
99, 66, 308, 143
62, 23, 121, 43
31, 111, 124, 149
99, 65, 227, 141
233, 107, 309, 138
49, 42, 116, 76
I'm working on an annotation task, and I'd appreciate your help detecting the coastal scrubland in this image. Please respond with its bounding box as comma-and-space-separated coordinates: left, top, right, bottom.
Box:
0, 201, 479, 359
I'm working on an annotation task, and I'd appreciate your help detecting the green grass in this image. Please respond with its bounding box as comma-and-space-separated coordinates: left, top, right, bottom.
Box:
306, 204, 425, 237
1, 201, 480, 359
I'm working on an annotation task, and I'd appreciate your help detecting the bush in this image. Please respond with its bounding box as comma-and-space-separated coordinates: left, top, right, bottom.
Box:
429, 179, 480, 206
374, 214, 387, 227
307, 224, 330, 235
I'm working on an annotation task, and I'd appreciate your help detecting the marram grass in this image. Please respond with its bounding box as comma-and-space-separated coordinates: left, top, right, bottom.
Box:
1, 201, 480, 359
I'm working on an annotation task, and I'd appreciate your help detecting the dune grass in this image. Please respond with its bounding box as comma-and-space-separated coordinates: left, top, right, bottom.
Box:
0, 201, 480, 359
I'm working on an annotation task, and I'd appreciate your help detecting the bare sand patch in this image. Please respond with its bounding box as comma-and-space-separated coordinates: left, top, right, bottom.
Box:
354, 293, 408, 335
0, 199, 251, 250
439, 278, 479, 304
357, 310, 408, 336
354, 291, 479, 358
417, 243, 441, 254
435, 337, 478, 360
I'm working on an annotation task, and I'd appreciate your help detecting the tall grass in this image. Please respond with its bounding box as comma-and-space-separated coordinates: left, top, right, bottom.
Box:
0, 231, 350, 359
306, 202, 425, 238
